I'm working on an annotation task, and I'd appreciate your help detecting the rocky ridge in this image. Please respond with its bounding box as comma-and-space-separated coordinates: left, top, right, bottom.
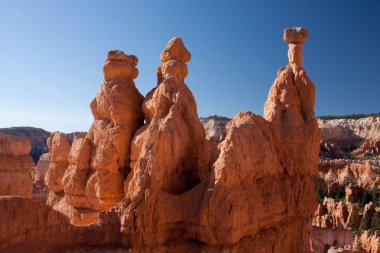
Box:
0, 127, 85, 163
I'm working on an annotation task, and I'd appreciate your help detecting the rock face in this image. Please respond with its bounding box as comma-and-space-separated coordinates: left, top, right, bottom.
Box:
0, 127, 86, 164
109, 30, 318, 252
313, 160, 380, 252
314, 116, 380, 253
0, 135, 34, 197
283, 27, 308, 72
0, 196, 127, 253
353, 136, 380, 158
318, 161, 380, 190
34, 153, 50, 182
265, 27, 319, 176
311, 226, 353, 253
318, 116, 380, 155
3, 28, 320, 252
32, 153, 50, 203
312, 198, 360, 229
0, 127, 50, 163
200, 116, 230, 141
45, 50, 144, 224
353, 230, 380, 253
45, 132, 70, 194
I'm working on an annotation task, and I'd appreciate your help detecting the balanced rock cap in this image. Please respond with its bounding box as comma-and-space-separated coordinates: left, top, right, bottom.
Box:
103, 50, 139, 81
107, 50, 138, 67
160, 37, 191, 63
283, 27, 308, 44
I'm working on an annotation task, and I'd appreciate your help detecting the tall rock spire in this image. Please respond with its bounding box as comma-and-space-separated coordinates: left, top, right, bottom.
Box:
264, 27, 319, 176
284, 27, 308, 73
45, 50, 144, 224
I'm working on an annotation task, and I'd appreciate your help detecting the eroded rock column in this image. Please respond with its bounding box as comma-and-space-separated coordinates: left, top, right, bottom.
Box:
128, 38, 211, 196
83, 51, 144, 211
264, 27, 319, 176
46, 51, 145, 224
284, 27, 308, 72
113, 38, 215, 248
0, 135, 34, 197
45, 132, 70, 195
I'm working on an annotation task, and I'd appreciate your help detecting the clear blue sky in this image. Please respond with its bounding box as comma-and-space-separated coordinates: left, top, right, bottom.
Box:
1, 0, 379, 132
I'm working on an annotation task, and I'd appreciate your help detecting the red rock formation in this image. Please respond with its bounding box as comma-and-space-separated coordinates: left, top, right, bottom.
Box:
312, 198, 359, 229
2, 28, 320, 252
320, 162, 379, 191
345, 183, 361, 203
312, 199, 380, 252
353, 231, 380, 253
34, 153, 50, 182
116, 37, 217, 248
265, 27, 319, 177
44, 132, 85, 223
45, 132, 70, 196
200, 116, 231, 141
32, 153, 50, 203
0, 135, 34, 197
0, 196, 128, 253
353, 137, 380, 158
44, 51, 145, 224
318, 116, 380, 154
0, 127, 50, 163
107, 28, 319, 252
311, 226, 353, 253
320, 140, 348, 159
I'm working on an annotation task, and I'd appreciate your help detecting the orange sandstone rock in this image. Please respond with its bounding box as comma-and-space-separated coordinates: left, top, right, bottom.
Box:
110, 30, 318, 252
312, 198, 358, 229
45, 50, 145, 224
353, 230, 380, 253
284, 27, 308, 72
118, 38, 215, 246
80, 50, 144, 211
0, 196, 128, 252
0, 135, 34, 198
45, 132, 70, 193
34, 153, 50, 182
265, 27, 319, 176
320, 162, 379, 191
353, 137, 380, 157
2, 29, 320, 252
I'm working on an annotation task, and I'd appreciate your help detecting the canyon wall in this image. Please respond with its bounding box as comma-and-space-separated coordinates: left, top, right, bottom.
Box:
319, 117, 380, 151
200, 116, 230, 141
311, 227, 352, 253
314, 118, 380, 252
0, 127, 85, 164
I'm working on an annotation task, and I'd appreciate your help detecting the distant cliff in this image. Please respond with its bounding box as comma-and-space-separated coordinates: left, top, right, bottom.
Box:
202, 115, 380, 157
0, 127, 85, 163
200, 116, 230, 141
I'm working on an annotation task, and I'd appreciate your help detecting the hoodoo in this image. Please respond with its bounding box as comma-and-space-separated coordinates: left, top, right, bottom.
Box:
0, 135, 34, 198
45, 51, 145, 224
108, 28, 319, 252
0, 28, 320, 253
